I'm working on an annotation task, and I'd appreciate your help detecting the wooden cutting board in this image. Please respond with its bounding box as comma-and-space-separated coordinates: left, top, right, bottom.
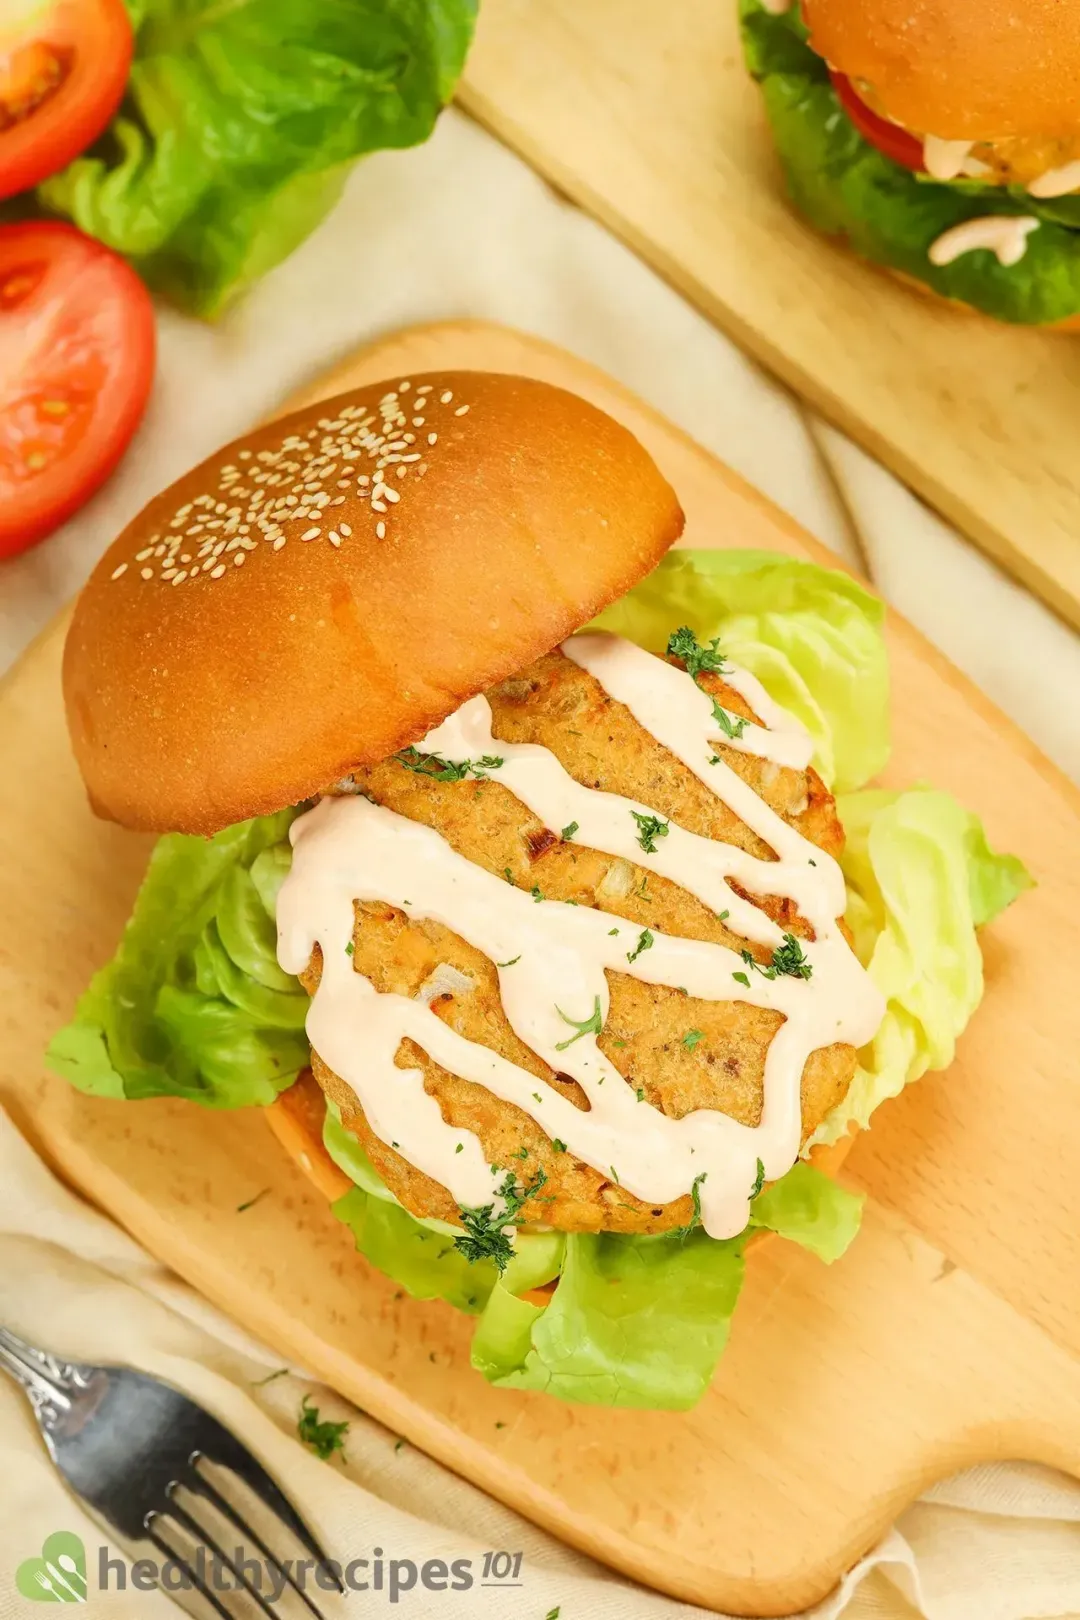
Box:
457, 0, 1080, 633
3, 321, 1080, 1619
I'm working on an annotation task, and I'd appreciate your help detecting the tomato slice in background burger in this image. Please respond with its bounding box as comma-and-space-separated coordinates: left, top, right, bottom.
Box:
0, 221, 155, 558
0, 0, 134, 201
829, 71, 926, 173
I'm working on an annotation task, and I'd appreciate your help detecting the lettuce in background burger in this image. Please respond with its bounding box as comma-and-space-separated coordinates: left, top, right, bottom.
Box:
49, 371, 1030, 1410
741, 0, 1080, 325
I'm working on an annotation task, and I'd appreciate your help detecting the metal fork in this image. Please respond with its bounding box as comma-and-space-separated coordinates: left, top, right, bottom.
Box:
0, 1326, 343, 1619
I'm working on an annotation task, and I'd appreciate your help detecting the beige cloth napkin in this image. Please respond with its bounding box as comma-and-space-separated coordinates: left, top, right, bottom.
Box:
1, 109, 1079, 1618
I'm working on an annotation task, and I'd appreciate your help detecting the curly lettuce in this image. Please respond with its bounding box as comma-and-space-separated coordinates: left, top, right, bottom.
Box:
739, 0, 1080, 325
33, 0, 478, 316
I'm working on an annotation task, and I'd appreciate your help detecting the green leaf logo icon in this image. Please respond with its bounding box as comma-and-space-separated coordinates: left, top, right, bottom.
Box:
16, 1532, 87, 1603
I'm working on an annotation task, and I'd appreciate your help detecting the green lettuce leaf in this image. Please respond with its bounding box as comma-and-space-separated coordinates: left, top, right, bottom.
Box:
327, 1105, 863, 1409
591, 548, 888, 793
46, 810, 308, 1105
36, 0, 478, 316
739, 0, 1080, 325
806, 786, 1034, 1148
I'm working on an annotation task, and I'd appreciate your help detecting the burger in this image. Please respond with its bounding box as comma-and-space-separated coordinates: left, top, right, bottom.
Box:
49, 370, 1029, 1410
741, 0, 1080, 325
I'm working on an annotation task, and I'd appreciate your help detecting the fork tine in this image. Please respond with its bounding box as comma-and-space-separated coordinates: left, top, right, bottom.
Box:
164, 1499, 299, 1620
145, 1519, 237, 1620
192, 1444, 342, 1591
185, 1468, 331, 1618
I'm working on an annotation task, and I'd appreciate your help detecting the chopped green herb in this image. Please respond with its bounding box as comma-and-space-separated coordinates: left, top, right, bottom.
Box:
710, 698, 748, 741
630, 810, 670, 854
666, 625, 727, 680
682, 1028, 704, 1050
545, 1607, 562, 1619
531, 885, 545, 903
749, 1158, 766, 1199
561, 821, 579, 841
532, 1091, 543, 1103
675, 1171, 708, 1241
455, 1142, 464, 1154
554, 995, 603, 1050
708, 754, 721, 765
345, 941, 354, 956
495, 1421, 507, 1430
610, 1165, 620, 1183
638, 874, 650, 897
504, 867, 515, 884
627, 928, 654, 964
809, 858, 817, 867
252, 1366, 289, 1388
608, 927, 620, 936
393, 747, 504, 781
394, 1438, 406, 1453
741, 933, 813, 983
298, 1395, 349, 1461
610, 1038, 627, 1048
635, 1087, 645, 1102
236, 1188, 269, 1213
551, 1138, 567, 1153
453, 1168, 548, 1272
497, 955, 522, 967
516, 1146, 529, 1160
732, 970, 751, 988
718, 909, 730, 921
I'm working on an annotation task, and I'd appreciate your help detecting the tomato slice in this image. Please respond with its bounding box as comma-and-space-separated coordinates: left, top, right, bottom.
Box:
829, 71, 926, 173
0, 221, 155, 557
0, 0, 133, 201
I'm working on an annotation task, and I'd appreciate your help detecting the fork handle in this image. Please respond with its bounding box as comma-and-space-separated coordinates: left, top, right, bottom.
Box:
0, 1327, 93, 1429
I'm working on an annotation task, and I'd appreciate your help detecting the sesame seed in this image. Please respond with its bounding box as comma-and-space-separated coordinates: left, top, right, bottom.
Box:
233, 553, 245, 566
272, 537, 286, 551
135, 547, 153, 561
172, 571, 187, 586
329, 531, 342, 547
371, 499, 387, 513
383, 486, 400, 503
301, 526, 320, 540
111, 563, 128, 580
428, 433, 438, 445
376, 521, 386, 539
454, 404, 469, 416
340, 523, 352, 536
412, 417, 425, 427
440, 390, 453, 403
140, 567, 153, 580
210, 564, 227, 577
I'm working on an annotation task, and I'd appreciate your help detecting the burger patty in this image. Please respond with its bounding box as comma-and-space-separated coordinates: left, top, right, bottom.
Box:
304, 647, 857, 1236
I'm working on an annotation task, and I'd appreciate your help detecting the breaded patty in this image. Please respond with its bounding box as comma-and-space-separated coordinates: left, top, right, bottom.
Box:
304, 647, 856, 1235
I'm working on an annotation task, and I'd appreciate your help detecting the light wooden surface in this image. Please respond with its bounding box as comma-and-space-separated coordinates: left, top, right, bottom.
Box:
3, 322, 1080, 1619
457, 0, 1080, 632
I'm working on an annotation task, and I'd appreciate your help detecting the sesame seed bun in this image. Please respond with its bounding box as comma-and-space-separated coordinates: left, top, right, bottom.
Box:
63, 372, 684, 835
803, 0, 1080, 141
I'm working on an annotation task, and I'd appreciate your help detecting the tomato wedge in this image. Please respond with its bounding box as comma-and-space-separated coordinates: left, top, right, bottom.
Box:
0, 221, 155, 558
0, 0, 133, 201
829, 71, 926, 173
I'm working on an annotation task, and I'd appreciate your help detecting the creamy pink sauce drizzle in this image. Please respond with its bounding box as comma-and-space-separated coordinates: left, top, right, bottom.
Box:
929, 215, 1039, 268
276, 633, 884, 1240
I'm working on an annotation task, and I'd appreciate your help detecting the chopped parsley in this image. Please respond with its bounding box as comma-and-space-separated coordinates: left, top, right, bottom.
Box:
453, 1168, 548, 1272
551, 1138, 567, 1153
531, 885, 545, 903
610, 1165, 620, 1183
503, 867, 515, 884
252, 1366, 289, 1388
554, 995, 603, 1050
675, 1172, 708, 1241
635, 1087, 645, 1102
561, 821, 579, 841
667, 625, 727, 680
298, 1396, 349, 1461
236, 1189, 269, 1213
455, 1142, 464, 1154
516, 1146, 529, 1160
732, 970, 751, 988
393, 746, 504, 782
608, 927, 620, 936
682, 1028, 704, 1050
627, 928, 654, 965
740, 933, 813, 982
394, 1438, 407, 1454
497, 955, 521, 967
545, 1610, 561, 1620
718, 909, 730, 921
345, 941, 354, 956
666, 626, 749, 743
749, 1158, 766, 1199
631, 810, 670, 854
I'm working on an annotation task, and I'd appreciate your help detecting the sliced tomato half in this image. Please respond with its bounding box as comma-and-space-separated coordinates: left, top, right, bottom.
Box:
0, 0, 134, 201
0, 221, 155, 558
829, 71, 926, 173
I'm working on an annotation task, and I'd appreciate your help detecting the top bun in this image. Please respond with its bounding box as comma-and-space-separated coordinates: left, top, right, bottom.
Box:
803, 0, 1080, 141
64, 371, 683, 835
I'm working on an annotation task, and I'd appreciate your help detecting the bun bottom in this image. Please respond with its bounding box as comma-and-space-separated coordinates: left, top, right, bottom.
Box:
264, 1070, 859, 1283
